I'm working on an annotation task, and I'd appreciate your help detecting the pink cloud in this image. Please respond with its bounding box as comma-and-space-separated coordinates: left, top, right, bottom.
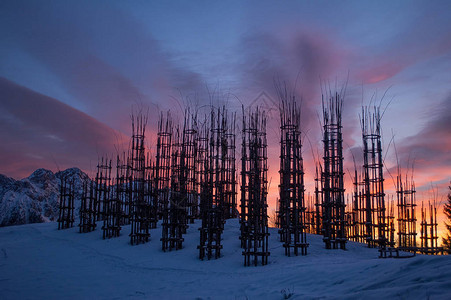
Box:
0, 77, 129, 179
357, 61, 405, 84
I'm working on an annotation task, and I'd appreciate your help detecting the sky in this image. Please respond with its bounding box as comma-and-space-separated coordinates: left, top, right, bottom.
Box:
0, 0, 450, 230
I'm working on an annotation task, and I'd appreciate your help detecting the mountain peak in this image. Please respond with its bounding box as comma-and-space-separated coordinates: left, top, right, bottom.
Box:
55, 167, 90, 182
27, 168, 55, 183
0, 167, 91, 227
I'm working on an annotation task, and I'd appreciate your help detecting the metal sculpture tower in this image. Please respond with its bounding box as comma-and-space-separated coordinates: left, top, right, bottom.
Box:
240, 107, 270, 266
58, 176, 75, 230
361, 106, 386, 248
79, 180, 96, 233
129, 113, 151, 245
321, 92, 347, 249
277, 97, 308, 256
396, 174, 417, 251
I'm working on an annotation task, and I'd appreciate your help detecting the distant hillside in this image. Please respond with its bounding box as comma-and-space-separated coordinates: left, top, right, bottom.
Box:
0, 168, 90, 226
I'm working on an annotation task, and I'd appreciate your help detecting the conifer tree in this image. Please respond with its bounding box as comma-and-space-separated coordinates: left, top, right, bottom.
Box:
443, 184, 451, 254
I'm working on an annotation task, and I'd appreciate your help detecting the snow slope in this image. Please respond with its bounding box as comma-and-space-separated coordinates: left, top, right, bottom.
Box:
1, 219, 450, 299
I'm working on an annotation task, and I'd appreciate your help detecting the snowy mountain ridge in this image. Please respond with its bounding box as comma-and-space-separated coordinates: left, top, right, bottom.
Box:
0, 168, 89, 227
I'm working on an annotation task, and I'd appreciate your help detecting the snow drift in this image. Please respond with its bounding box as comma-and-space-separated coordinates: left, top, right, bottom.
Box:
1, 219, 450, 299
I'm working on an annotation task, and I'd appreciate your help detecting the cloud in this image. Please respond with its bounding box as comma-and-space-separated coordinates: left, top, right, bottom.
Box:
0, 0, 206, 132
237, 29, 353, 133
1, 0, 449, 209
233, 28, 362, 206
0, 77, 129, 179
396, 94, 451, 189
354, 3, 451, 85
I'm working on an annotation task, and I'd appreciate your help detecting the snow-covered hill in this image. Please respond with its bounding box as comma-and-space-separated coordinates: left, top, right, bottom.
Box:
0, 168, 90, 226
1, 219, 450, 299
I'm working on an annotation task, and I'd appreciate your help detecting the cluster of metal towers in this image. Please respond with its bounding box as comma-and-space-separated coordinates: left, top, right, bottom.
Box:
291, 91, 443, 256
58, 105, 271, 265
58, 89, 443, 264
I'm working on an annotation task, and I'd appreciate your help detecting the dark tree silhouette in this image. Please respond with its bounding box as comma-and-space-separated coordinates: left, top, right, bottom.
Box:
443, 184, 451, 254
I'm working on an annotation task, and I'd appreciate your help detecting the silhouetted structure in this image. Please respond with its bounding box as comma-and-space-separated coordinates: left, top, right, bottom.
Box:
196, 119, 209, 220
344, 194, 355, 241
94, 162, 106, 222
321, 92, 347, 249
129, 113, 151, 245
58, 176, 75, 230
155, 112, 172, 221
314, 164, 324, 235
240, 107, 270, 266
198, 107, 235, 260
79, 180, 97, 233
443, 185, 451, 254
361, 106, 386, 249
116, 153, 131, 225
224, 112, 238, 219
304, 193, 317, 234
419, 201, 443, 255
99, 157, 121, 239
182, 110, 198, 224
353, 170, 366, 243
386, 196, 396, 247
145, 156, 158, 229
397, 175, 417, 251
277, 95, 308, 256
198, 116, 225, 259
198, 121, 220, 259
161, 127, 187, 251
209, 107, 227, 223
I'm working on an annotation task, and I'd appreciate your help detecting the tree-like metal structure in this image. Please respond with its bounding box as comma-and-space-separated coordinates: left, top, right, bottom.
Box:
198, 107, 234, 260
240, 107, 270, 266
182, 110, 198, 224
304, 193, 317, 234
209, 107, 226, 226
198, 121, 216, 259
100, 157, 121, 239
196, 119, 209, 221
79, 180, 96, 233
155, 112, 172, 221
321, 92, 347, 249
357, 172, 367, 243
224, 112, 237, 219
361, 106, 387, 249
115, 153, 131, 226
95, 158, 112, 229
344, 194, 355, 240
58, 176, 75, 230
419, 201, 443, 255
145, 156, 158, 229
129, 113, 152, 245
161, 127, 187, 251
197, 114, 224, 260
396, 174, 417, 251
277, 95, 308, 256
386, 196, 396, 248
314, 164, 324, 235
348, 169, 366, 243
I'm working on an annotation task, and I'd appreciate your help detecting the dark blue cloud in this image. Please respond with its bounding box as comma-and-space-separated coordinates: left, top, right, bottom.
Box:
0, 0, 206, 132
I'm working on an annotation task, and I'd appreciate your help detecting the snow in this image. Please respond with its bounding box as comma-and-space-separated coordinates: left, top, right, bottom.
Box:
1, 219, 450, 299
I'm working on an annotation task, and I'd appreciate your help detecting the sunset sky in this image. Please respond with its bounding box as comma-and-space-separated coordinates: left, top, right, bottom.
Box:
1, 1, 450, 232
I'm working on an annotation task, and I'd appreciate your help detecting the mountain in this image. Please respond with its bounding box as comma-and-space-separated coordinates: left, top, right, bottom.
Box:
0, 168, 90, 227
